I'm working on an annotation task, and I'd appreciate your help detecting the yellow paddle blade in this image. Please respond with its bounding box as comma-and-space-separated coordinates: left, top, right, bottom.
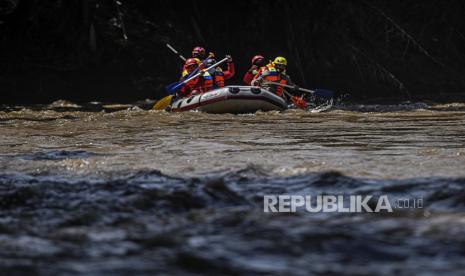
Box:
152, 95, 173, 110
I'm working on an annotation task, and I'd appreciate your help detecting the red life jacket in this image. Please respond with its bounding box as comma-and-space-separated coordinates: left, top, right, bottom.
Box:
179, 71, 213, 97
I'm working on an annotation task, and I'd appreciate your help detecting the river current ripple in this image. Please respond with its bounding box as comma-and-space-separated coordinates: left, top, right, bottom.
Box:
0, 101, 465, 275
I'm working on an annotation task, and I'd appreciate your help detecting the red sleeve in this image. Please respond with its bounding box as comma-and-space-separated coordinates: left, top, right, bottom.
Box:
223, 62, 235, 80
243, 72, 254, 85
191, 77, 201, 91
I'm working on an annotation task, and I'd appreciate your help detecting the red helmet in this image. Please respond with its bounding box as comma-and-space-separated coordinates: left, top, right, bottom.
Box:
192, 47, 206, 57
185, 58, 200, 67
251, 55, 264, 65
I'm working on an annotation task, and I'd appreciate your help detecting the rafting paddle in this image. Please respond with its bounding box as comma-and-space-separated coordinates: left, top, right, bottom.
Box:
152, 95, 174, 111
281, 90, 308, 109
166, 43, 187, 62
266, 81, 334, 99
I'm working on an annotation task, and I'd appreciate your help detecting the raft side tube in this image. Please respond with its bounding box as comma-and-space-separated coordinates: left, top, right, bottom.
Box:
170, 86, 287, 114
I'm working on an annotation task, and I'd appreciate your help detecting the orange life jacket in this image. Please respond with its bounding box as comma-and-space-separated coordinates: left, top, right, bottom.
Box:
255, 63, 288, 97
212, 68, 225, 88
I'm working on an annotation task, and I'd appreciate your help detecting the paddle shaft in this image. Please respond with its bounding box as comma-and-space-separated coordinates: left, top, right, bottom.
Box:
281, 89, 293, 98
114, 0, 128, 41
166, 43, 186, 61
266, 81, 315, 95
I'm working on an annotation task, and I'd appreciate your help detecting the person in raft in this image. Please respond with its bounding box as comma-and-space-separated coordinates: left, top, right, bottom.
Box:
251, 56, 299, 97
177, 58, 213, 98
180, 46, 217, 78
243, 55, 266, 85
204, 55, 235, 88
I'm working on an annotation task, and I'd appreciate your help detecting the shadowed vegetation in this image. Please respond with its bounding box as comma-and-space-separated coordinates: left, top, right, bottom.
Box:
1, 0, 464, 103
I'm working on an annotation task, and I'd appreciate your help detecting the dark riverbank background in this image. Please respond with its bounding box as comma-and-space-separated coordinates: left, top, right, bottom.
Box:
1, 0, 464, 104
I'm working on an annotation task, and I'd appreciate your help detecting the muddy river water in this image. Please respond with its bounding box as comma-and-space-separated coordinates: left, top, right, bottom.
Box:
1, 101, 465, 274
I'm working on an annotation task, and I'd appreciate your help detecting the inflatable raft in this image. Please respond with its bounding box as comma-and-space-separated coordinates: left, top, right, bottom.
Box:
170, 86, 287, 114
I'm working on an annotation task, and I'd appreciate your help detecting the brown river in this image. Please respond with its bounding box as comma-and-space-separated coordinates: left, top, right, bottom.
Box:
1, 100, 465, 275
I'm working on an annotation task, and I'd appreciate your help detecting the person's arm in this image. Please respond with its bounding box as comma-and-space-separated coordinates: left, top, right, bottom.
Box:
251, 74, 264, 86
243, 71, 254, 85
243, 65, 258, 85
251, 67, 269, 86
180, 67, 188, 80
223, 62, 235, 80
283, 75, 300, 93
285, 75, 294, 86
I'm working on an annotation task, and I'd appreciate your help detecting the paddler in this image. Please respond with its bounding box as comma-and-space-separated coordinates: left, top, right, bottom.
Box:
181, 46, 217, 78
243, 55, 266, 85
204, 55, 235, 88
251, 56, 308, 108
192, 46, 207, 60
177, 58, 214, 98
251, 56, 298, 97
